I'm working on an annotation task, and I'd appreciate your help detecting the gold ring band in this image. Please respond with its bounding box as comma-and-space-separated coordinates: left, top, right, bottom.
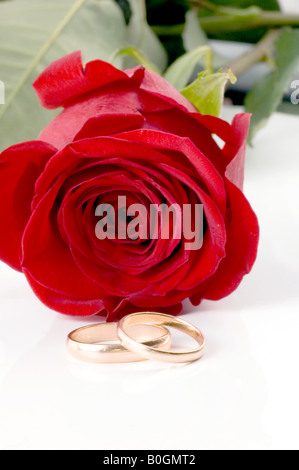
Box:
117, 312, 205, 364
67, 321, 172, 363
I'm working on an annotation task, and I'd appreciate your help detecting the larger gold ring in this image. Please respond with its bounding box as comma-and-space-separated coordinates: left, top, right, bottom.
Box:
67, 321, 172, 363
118, 312, 205, 364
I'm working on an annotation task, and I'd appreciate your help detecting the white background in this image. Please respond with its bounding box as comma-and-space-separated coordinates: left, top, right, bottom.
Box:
0, 105, 298, 451
1, 0, 299, 452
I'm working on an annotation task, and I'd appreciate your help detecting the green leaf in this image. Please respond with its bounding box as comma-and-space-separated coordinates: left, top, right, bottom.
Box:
124, 0, 167, 72
163, 45, 213, 90
182, 8, 207, 52
245, 29, 299, 144
183, 8, 229, 70
181, 68, 236, 117
0, 0, 128, 152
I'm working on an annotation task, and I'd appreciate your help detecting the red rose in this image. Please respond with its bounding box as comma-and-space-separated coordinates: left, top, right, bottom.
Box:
0, 51, 259, 320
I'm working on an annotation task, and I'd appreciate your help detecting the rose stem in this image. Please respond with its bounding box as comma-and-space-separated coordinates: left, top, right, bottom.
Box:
151, 6, 299, 36
228, 28, 282, 78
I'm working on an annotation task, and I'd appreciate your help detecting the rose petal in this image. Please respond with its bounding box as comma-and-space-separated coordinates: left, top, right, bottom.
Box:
24, 269, 105, 316
33, 51, 128, 109
190, 179, 259, 303
142, 109, 228, 175
190, 113, 234, 145
37, 58, 198, 150
22, 178, 107, 300
38, 86, 169, 149
127, 66, 197, 113
224, 113, 251, 191
0, 141, 56, 270
157, 163, 227, 289
74, 113, 145, 141
114, 129, 227, 215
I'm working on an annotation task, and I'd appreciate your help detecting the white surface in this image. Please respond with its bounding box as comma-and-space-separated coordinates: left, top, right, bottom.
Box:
0, 107, 299, 450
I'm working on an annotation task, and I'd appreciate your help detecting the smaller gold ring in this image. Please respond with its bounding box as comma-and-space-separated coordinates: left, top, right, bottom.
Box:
118, 312, 205, 364
67, 321, 171, 363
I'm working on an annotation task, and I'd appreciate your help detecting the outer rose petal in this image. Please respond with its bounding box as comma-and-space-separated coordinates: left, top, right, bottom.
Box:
190, 179, 259, 304
224, 113, 251, 190
33, 51, 128, 109
38, 85, 174, 150
190, 113, 233, 147
24, 270, 105, 316
35, 54, 196, 150
22, 178, 107, 301
0, 141, 56, 271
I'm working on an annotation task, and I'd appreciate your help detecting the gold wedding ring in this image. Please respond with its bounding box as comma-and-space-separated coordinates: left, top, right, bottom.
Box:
67, 321, 172, 363
118, 312, 205, 364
